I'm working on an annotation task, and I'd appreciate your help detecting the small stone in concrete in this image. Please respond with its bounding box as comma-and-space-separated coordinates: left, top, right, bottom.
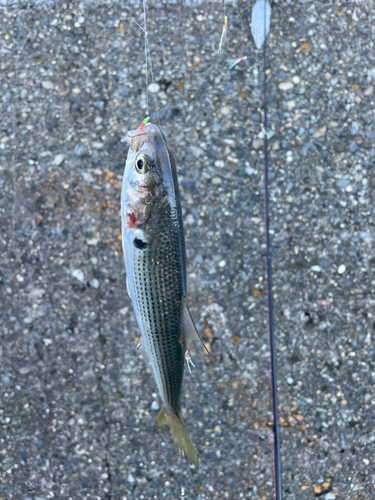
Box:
52, 154, 65, 166
337, 265, 346, 275
72, 269, 85, 282
324, 494, 335, 500
87, 238, 100, 246
42, 80, 54, 90
151, 401, 160, 411
220, 106, 230, 116
90, 279, 99, 289
311, 265, 322, 272
190, 145, 204, 158
279, 81, 294, 91
127, 473, 135, 484
336, 178, 350, 188
148, 83, 160, 93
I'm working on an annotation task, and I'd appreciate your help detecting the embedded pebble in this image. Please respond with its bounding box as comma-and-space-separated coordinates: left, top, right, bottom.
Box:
74, 143, 86, 156
72, 269, 85, 282
185, 214, 195, 225
89, 278, 99, 289
86, 238, 100, 246
127, 474, 136, 484
190, 145, 204, 158
42, 80, 54, 90
148, 83, 160, 93
350, 122, 359, 134
336, 178, 350, 188
279, 81, 294, 91
52, 154, 65, 166
151, 401, 160, 411
337, 265, 346, 275
311, 265, 322, 272
220, 106, 230, 116
212, 177, 221, 185
253, 138, 263, 150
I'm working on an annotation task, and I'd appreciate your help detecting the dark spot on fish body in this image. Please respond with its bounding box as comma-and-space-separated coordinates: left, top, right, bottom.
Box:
133, 237, 148, 250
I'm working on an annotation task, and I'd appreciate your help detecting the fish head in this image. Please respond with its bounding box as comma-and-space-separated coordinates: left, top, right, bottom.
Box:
122, 122, 166, 229
122, 122, 180, 230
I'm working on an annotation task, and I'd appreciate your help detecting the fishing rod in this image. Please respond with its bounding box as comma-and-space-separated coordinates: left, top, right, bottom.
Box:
259, 1, 283, 498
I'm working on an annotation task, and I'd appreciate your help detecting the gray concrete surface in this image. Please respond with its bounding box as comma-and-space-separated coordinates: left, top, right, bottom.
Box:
1, 0, 375, 499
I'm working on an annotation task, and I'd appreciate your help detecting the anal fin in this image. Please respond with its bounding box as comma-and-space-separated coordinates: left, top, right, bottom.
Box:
180, 298, 209, 354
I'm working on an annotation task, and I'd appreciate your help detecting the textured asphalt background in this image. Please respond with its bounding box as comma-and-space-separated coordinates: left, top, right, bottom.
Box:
1, 0, 375, 499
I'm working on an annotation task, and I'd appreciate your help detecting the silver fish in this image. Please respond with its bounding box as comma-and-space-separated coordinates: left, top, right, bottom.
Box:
121, 121, 202, 467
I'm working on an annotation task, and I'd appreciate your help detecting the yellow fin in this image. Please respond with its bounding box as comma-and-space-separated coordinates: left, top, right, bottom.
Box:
156, 406, 199, 468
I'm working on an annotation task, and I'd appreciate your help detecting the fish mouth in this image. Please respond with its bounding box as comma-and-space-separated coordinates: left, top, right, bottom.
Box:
126, 122, 159, 151
127, 129, 147, 139
126, 128, 148, 152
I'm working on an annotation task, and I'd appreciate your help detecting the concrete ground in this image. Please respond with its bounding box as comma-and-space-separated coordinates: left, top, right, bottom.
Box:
0, 0, 374, 499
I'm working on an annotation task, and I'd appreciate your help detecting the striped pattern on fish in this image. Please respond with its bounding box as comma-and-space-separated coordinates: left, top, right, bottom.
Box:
121, 121, 202, 467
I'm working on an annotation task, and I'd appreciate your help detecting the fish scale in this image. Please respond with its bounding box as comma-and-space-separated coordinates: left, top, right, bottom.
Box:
125, 199, 184, 414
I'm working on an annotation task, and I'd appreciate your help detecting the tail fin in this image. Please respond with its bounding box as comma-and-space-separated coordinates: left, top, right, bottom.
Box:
156, 406, 199, 468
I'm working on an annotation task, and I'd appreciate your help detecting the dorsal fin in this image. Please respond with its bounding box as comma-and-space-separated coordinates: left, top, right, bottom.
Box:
180, 298, 209, 354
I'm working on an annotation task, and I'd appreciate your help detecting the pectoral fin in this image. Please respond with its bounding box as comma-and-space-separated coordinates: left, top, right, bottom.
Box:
180, 298, 209, 354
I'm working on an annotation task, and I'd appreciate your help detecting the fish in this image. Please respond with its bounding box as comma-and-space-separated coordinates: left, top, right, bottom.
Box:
121, 121, 202, 467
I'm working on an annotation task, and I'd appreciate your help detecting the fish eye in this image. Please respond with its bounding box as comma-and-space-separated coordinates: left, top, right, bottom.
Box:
135, 154, 149, 174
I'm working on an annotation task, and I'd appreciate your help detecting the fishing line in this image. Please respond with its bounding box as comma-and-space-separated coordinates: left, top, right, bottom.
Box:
218, 0, 227, 53
261, 1, 283, 499
133, 0, 161, 129
143, 0, 149, 117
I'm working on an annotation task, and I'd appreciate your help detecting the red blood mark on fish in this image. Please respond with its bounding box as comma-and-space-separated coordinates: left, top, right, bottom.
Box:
127, 212, 137, 228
